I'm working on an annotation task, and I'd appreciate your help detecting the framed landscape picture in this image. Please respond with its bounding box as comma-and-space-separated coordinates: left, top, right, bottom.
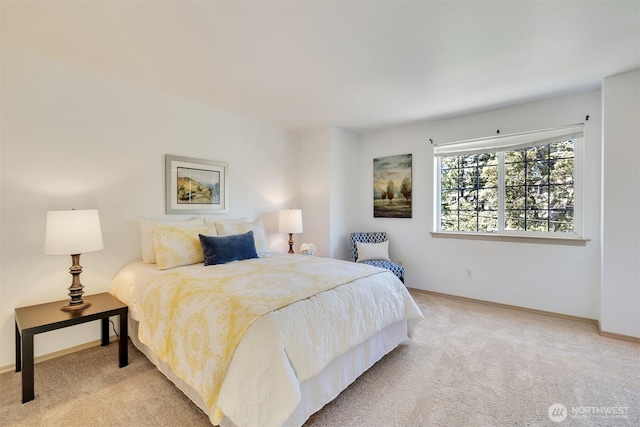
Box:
373, 153, 412, 218
165, 155, 229, 214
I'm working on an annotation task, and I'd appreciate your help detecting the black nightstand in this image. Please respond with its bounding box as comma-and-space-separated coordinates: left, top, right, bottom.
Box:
14, 292, 128, 403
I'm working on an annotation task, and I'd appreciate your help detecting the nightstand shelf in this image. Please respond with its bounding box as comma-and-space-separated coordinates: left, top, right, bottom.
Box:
15, 292, 128, 403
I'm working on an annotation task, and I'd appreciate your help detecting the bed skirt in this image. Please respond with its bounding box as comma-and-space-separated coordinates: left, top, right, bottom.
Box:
127, 316, 408, 426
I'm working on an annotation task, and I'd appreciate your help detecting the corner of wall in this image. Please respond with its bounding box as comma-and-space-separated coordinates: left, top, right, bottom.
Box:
600, 69, 640, 338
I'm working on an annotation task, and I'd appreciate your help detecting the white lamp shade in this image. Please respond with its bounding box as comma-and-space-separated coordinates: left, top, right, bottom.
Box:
45, 209, 104, 255
279, 209, 303, 233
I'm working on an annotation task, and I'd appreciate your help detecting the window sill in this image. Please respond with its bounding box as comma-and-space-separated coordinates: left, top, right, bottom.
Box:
429, 231, 590, 246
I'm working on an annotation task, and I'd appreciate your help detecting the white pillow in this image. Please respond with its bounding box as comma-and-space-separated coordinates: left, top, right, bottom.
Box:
150, 222, 217, 270
203, 217, 248, 226
214, 218, 268, 255
138, 216, 202, 263
356, 241, 390, 262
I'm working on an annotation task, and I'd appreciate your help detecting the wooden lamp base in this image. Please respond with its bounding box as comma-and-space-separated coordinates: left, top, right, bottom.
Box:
287, 233, 295, 254
60, 254, 92, 312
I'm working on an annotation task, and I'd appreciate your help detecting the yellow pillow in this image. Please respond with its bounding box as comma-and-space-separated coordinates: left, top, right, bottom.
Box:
214, 218, 268, 254
151, 223, 217, 270
138, 216, 202, 263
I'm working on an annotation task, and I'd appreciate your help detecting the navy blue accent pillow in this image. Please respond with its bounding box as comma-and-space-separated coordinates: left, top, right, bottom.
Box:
199, 231, 258, 266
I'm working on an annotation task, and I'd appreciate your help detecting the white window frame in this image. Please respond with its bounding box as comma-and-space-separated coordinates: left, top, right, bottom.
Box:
433, 124, 585, 240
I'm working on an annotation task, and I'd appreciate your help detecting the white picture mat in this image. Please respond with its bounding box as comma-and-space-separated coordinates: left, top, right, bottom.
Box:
166, 155, 229, 214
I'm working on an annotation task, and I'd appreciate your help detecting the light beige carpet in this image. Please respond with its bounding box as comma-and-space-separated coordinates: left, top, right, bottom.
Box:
1, 291, 638, 426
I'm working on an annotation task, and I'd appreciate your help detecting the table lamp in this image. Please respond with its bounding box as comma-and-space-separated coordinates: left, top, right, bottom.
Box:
279, 209, 303, 254
45, 209, 104, 311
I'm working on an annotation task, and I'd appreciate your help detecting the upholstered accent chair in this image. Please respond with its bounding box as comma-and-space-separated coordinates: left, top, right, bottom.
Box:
349, 232, 404, 283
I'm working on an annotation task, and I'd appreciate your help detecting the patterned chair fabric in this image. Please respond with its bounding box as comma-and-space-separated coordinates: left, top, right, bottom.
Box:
349, 232, 405, 283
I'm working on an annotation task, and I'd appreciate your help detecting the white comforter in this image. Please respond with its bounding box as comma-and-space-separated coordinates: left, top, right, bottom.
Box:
110, 254, 423, 427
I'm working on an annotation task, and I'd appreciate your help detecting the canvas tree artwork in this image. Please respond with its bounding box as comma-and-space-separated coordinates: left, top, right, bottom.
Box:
373, 154, 412, 218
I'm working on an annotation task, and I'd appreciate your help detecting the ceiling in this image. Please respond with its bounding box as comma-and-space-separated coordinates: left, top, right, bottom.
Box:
2, 1, 639, 133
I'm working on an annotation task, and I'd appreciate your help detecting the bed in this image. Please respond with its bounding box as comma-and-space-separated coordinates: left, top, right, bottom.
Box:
109, 217, 423, 427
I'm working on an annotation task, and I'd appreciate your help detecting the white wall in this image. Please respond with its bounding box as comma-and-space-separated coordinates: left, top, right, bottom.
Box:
0, 49, 300, 367
601, 69, 640, 337
298, 126, 359, 260
356, 91, 602, 320
299, 128, 331, 257
329, 127, 359, 260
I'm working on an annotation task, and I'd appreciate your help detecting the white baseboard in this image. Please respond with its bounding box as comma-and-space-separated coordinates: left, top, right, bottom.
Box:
408, 288, 640, 343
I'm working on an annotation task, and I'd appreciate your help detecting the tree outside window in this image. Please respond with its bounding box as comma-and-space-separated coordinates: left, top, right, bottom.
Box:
435, 125, 582, 237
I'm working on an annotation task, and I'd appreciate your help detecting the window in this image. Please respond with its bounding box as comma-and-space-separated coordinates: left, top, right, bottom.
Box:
434, 125, 583, 237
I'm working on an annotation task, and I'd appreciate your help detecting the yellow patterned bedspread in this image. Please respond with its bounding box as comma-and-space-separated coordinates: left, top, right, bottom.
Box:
137, 254, 389, 425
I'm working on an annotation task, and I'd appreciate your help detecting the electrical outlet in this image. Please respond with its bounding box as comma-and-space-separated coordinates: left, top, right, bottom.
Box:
398, 259, 404, 266
465, 268, 473, 279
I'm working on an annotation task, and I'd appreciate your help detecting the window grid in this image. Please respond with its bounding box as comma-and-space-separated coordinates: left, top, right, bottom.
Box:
439, 140, 576, 235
